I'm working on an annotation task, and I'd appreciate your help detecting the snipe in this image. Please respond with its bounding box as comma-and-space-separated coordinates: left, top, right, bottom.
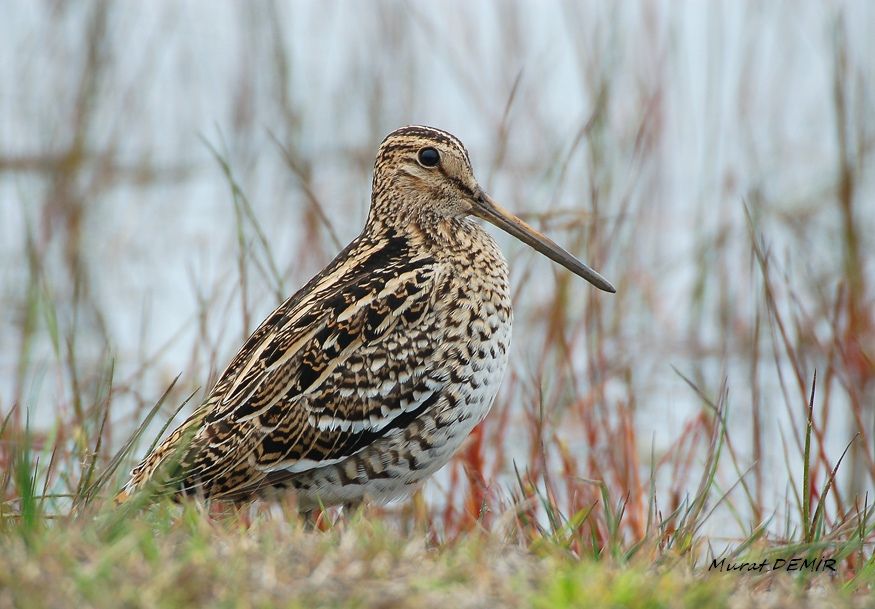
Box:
118, 125, 614, 508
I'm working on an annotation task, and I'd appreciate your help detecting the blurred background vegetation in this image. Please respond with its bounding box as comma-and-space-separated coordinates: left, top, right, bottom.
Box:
0, 1, 873, 602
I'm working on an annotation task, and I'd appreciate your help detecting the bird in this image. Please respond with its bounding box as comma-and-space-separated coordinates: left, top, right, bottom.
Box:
116, 125, 615, 509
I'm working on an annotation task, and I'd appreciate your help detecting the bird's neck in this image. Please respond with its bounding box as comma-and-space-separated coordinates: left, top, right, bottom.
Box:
366, 214, 504, 268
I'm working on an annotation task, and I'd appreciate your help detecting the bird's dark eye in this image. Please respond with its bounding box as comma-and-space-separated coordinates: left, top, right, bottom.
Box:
417, 147, 440, 168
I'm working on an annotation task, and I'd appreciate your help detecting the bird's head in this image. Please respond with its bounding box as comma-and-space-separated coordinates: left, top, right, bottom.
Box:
371, 125, 615, 293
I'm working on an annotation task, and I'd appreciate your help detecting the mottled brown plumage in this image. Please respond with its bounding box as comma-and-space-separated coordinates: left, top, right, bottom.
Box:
118, 126, 614, 507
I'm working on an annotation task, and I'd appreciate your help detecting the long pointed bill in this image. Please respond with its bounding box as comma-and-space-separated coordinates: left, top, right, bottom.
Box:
472, 193, 616, 293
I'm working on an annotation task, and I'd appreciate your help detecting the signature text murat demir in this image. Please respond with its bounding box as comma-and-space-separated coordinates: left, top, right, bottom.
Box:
708, 556, 836, 574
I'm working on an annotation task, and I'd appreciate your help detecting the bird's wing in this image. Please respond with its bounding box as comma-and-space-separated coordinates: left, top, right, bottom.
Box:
126, 229, 453, 498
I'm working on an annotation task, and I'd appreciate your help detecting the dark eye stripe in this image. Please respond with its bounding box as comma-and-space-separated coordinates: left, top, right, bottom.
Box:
447, 174, 474, 198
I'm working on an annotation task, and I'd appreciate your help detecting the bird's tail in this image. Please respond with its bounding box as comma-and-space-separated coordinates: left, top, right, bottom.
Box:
113, 416, 203, 504
114, 487, 132, 505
